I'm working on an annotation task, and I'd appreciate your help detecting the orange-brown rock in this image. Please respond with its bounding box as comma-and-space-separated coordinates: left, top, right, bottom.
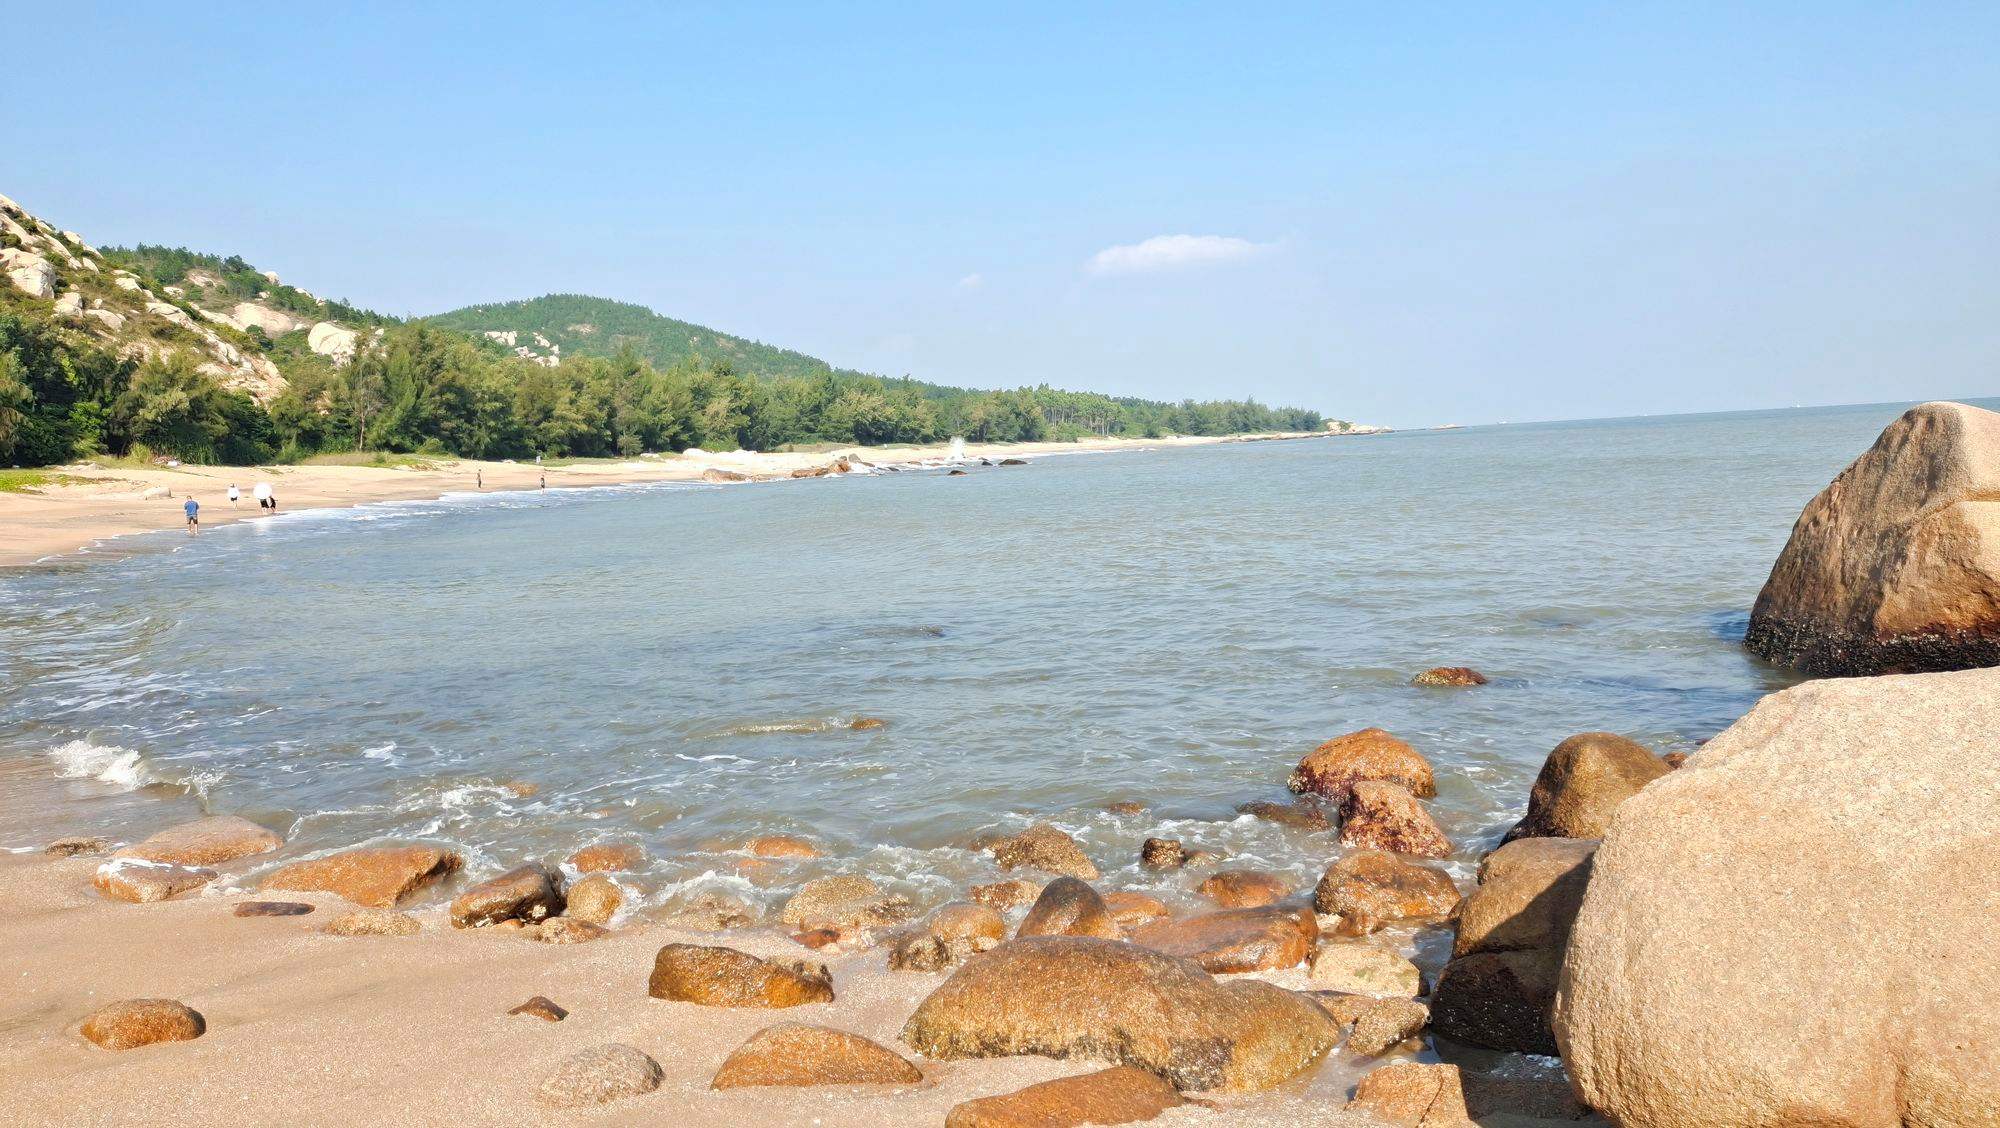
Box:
747, 834, 821, 859
45, 835, 109, 857
1309, 939, 1422, 997
322, 908, 420, 936
1347, 997, 1430, 1057
1102, 800, 1146, 816
259, 844, 462, 907
92, 860, 215, 903
1138, 837, 1187, 871
779, 874, 910, 931
539, 1043, 663, 1108
233, 900, 312, 917
449, 863, 564, 928
990, 824, 1099, 880
509, 996, 567, 1021
563, 874, 622, 926
1746, 401, 2000, 675
1500, 732, 1670, 843
1235, 798, 1333, 830
1312, 850, 1460, 923
901, 936, 1338, 1092
702, 467, 752, 483
1338, 782, 1452, 858
944, 1065, 1189, 1128
1131, 905, 1318, 973
648, 943, 834, 1008
1431, 837, 1594, 1055
113, 815, 282, 867
710, 1023, 922, 1089
1347, 1062, 1474, 1127
889, 902, 1008, 971
80, 999, 205, 1051
566, 841, 644, 873
1412, 666, 1488, 687
1289, 728, 1436, 800
1196, 869, 1290, 908
531, 917, 608, 944
849, 717, 888, 731
1016, 877, 1121, 940
969, 878, 1043, 910
1102, 891, 1170, 931
666, 890, 757, 931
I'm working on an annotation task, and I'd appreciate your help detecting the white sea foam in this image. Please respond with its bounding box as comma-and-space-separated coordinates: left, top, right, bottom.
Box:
47, 739, 149, 789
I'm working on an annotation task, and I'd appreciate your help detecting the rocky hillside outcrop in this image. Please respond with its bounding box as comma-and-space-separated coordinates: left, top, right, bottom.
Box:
1555, 667, 2000, 1126
1746, 401, 2000, 674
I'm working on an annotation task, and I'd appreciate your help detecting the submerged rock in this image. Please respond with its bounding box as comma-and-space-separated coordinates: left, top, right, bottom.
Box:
1289, 727, 1436, 800
259, 844, 462, 908
710, 1023, 921, 1089
1016, 877, 1122, 940
113, 815, 282, 867
1745, 401, 2000, 674
1196, 869, 1290, 908
80, 999, 205, 1051
449, 863, 565, 928
1557, 668, 2000, 1127
1235, 798, 1333, 830
900, 936, 1339, 1092
990, 824, 1100, 880
1312, 850, 1460, 923
566, 842, 644, 873
1337, 782, 1452, 858
1131, 905, 1318, 974
1500, 732, 1670, 843
747, 834, 821, 858
943, 1065, 1188, 1128
1411, 666, 1488, 687
538, 1043, 663, 1108
648, 943, 834, 1008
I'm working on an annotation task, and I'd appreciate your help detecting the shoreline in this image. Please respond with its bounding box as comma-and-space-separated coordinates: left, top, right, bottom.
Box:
0, 431, 1337, 571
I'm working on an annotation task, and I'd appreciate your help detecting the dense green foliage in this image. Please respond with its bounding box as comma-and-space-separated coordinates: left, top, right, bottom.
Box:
430, 294, 836, 381
100, 245, 393, 327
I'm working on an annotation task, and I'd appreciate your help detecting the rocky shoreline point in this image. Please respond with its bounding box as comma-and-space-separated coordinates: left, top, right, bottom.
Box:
23, 402, 2000, 1125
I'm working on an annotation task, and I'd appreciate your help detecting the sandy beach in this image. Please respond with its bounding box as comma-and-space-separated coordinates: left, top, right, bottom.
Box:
0, 433, 1330, 570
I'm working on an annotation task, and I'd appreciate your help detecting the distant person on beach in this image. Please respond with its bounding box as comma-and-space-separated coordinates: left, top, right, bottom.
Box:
183, 497, 199, 534
253, 482, 273, 510
476, 468, 483, 490
539, 473, 546, 489
227, 484, 240, 506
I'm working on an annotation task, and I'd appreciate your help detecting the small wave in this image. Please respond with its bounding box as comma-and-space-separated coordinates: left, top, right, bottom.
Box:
47, 739, 149, 789
711, 715, 886, 737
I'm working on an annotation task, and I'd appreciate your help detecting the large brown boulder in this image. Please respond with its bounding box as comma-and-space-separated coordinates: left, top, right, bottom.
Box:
1130, 905, 1317, 973
80, 999, 205, 1050
113, 816, 282, 867
1016, 877, 1121, 940
902, 937, 1337, 1092
648, 943, 834, 1008
1501, 732, 1669, 843
1556, 668, 2000, 1127
1431, 837, 1594, 1055
1312, 850, 1460, 923
1288, 727, 1436, 800
944, 1066, 1189, 1128
1337, 782, 1452, 858
449, 863, 564, 928
711, 1023, 921, 1088
990, 824, 1100, 879
259, 844, 461, 907
1746, 401, 2000, 674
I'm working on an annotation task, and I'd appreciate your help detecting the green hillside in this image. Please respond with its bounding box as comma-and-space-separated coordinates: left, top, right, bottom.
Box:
428, 294, 843, 380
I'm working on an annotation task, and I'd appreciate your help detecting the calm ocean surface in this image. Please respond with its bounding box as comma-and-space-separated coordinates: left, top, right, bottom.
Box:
3, 399, 1990, 916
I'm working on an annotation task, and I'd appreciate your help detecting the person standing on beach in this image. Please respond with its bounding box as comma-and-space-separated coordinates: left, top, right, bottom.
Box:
183, 496, 199, 534
476, 468, 483, 490
253, 482, 272, 511
539, 473, 546, 489
227, 484, 241, 506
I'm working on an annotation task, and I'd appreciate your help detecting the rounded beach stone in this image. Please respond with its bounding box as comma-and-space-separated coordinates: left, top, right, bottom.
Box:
80, 999, 205, 1050
779, 874, 909, 931
1309, 939, 1421, 997
1347, 1062, 1472, 1127
233, 900, 313, 917
92, 859, 215, 903
323, 908, 421, 937
1500, 732, 1670, 843
747, 834, 821, 858
1411, 666, 1488, 687
969, 879, 1043, 910
648, 943, 834, 1008
1102, 891, 1170, 930
989, 824, 1099, 880
538, 1043, 663, 1108
1289, 727, 1436, 800
710, 1023, 921, 1089
112, 815, 282, 867
563, 874, 623, 925
509, 996, 567, 1021
566, 842, 644, 873
1337, 782, 1452, 858
1196, 869, 1290, 908
1016, 876, 1122, 940
1312, 850, 1460, 923
944, 1065, 1189, 1128
1139, 837, 1188, 871
900, 935, 1338, 1093
1131, 905, 1318, 974
259, 844, 462, 907
531, 917, 607, 944
45, 836, 109, 857
1347, 997, 1430, 1057
449, 863, 564, 928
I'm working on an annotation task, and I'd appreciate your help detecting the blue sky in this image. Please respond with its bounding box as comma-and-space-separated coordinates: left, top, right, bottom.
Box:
6, 3, 1995, 425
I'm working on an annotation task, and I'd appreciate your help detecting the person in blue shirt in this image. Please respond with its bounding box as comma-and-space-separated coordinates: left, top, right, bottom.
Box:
183, 496, 199, 535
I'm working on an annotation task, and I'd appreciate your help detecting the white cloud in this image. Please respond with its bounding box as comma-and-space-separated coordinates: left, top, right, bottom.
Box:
1086, 234, 1272, 276
956, 272, 984, 290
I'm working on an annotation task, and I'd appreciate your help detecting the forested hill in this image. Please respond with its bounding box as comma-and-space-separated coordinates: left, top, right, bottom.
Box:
428, 294, 842, 380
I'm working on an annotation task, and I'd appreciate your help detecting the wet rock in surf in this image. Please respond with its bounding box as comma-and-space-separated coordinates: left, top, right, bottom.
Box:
1131, 905, 1318, 974
1102, 891, 1170, 931
1312, 850, 1460, 923
1102, 799, 1146, 816
848, 716, 888, 731
45, 836, 109, 857
900, 936, 1338, 1092
1308, 939, 1422, 997
80, 999, 205, 1051
665, 890, 758, 931
1015, 877, 1121, 940
259, 844, 462, 908
779, 874, 911, 932
566, 841, 645, 873
449, 863, 565, 928
889, 902, 1006, 971
323, 908, 421, 936
509, 996, 567, 1021
538, 1043, 663, 1108
111, 815, 284, 868
701, 468, 752, 483
1347, 1062, 1473, 1127
1430, 837, 1594, 1055
710, 1023, 922, 1089
944, 1066, 1188, 1128
648, 943, 834, 1008
1289, 727, 1437, 801
990, 824, 1100, 880
1346, 997, 1430, 1057
1196, 869, 1290, 908
1500, 732, 1670, 843
563, 874, 623, 925
1139, 837, 1188, 871
1337, 782, 1452, 858
530, 916, 608, 944
947, 469, 968, 476
969, 879, 1043, 910
1411, 666, 1488, 687
234, 900, 312, 917
1745, 401, 2000, 675
1235, 798, 1333, 830
747, 833, 821, 858
92, 859, 215, 903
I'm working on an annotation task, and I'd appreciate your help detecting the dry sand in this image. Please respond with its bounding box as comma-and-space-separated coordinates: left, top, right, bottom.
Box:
0, 433, 1328, 569
0, 853, 1385, 1127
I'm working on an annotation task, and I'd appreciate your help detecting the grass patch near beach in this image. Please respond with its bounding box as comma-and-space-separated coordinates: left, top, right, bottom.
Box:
300, 451, 447, 470
0, 469, 85, 493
